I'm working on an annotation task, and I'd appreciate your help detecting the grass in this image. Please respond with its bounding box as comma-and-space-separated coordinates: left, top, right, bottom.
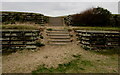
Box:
32, 59, 93, 73
72, 26, 120, 31
47, 28, 53, 31
1, 25, 39, 30
35, 42, 45, 47
40, 35, 44, 39
90, 48, 119, 55
32, 49, 118, 74
72, 54, 81, 58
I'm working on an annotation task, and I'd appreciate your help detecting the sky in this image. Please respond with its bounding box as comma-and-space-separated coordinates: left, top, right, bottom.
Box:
1, 0, 119, 2
1, 0, 120, 17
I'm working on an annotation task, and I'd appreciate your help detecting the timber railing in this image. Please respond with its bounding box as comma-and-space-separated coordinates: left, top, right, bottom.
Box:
1, 30, 40, 49
75, 30, 120, 49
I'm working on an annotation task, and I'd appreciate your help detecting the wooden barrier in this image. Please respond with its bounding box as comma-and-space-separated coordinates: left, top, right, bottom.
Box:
1, 30, 40, 49
75, 30, 120, 49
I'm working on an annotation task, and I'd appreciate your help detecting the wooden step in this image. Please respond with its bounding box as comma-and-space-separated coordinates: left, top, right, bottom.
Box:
50, 29, 68, 31
50, 36, 70, 39
49, 39, 71, 42
46, 31, 69, 34
48, 43, 68, 45
49, 25, 64, 26
26, 46, 36, 49
47, 34, 70, 36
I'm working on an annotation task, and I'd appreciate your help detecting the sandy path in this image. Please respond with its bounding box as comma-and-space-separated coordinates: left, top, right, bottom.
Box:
2, 43, 118, 73
2, 44, 82, 73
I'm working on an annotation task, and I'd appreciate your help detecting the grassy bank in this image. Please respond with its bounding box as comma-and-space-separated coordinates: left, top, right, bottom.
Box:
72, 26, 120, 31
32, 49, 118, 73
1, 25, 39, 30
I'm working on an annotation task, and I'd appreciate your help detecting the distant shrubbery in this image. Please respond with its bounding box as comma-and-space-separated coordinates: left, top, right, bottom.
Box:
65, 7, 120, 27
2, 12, 49, 24
110, 14, 120, 27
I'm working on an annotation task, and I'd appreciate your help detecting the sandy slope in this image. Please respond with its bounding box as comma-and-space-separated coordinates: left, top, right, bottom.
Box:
2, 44, 82, 73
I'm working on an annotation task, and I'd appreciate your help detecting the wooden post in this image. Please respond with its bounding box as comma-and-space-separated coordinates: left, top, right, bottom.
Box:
9, 31, 12, 49
23, 31, 26, 49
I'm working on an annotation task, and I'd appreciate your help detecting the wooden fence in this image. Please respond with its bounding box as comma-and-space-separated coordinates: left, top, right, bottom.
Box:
75, 30, 120, 49
1, 30, 40, 49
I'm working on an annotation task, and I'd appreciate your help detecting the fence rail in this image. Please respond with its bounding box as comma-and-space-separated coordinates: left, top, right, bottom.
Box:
1, 30, 40, 49
75, 30, 120, 49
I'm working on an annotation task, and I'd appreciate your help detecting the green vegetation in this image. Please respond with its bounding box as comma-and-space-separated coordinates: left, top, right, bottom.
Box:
32, 59, 93, 73
65, 7, 120, 27
40, 35, 44, 39
90, 48, 119, 55
35, 42, 45, 47
33, 60, 93, 74
47, 28, 53, 31
2, 11, 49, 24
72, 54, 81, 58
1, 25, 39, 30
32, 50, 118, 74
72, 26, 120, 31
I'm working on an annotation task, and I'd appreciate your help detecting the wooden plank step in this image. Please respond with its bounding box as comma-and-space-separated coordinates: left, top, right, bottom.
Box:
75, 30, 83, 33
46, 31, 69, 34
2, 45, 26, 47
2, 35, 37, 37
50, 29, 68, 31
1, 39, 36, 41
76, 30, 119, 33
47, 34, 69, 36
50, 36, 70, 39
49, 25, 64, 26
2, 30, 39, 32
2, 44, 36, 46
26, 46, 36, 49
49, 40, 71, 42
48, 43, 68, 45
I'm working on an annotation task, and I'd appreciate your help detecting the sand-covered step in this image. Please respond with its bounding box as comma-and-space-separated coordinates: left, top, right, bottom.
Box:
25, 46, 36, 49
48, 43, 68, 45
49, 39, 71, 42
49, 29, 68, 31
50, 36, 70, 39
49, 24, 64, 26
46, 31, 69, 34
49, 17, 64, 26
47, 34, 70, 36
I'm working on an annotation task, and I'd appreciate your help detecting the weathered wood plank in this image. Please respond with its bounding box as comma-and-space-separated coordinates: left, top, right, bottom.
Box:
2, 30, 40, 49
76, 30, 120, 49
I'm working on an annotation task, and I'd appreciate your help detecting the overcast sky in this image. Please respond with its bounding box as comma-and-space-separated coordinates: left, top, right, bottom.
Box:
1, 0, 119, 17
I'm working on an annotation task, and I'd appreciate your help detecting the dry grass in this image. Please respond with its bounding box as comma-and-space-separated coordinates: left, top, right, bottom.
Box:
1, 23, 119, 73
2, 25, 39, 30
2, 44, 118, 73
2, 44, 80, 73
71, 26, 120, 31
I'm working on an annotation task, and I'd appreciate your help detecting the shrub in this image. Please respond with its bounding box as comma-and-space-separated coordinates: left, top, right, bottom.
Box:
40, 35, 44, 39
71, 7, 112, 27
2, 12, 49, 24
111, 14, 120, 27
35, 42, 45, 47
47, 28, 52, 31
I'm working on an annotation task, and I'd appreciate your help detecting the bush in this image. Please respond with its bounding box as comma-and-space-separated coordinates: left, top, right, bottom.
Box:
47, 28, 52, 31
110, 14, 120, 27
40, 35, 44, 39
2, 12, 49, 24
35, 42, 45, 47
71, 7, 112, 27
